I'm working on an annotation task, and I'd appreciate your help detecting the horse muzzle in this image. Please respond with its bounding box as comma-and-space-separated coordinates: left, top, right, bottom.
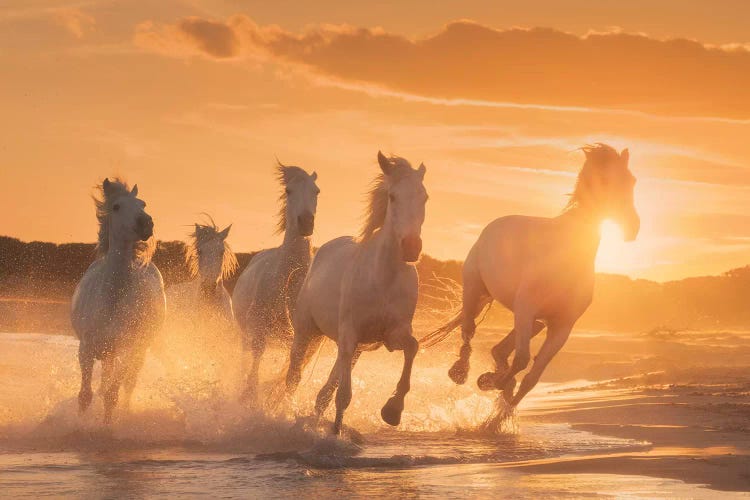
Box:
298, 212, 315, 237
401, 235, 422, 263
136, 214, 154, 241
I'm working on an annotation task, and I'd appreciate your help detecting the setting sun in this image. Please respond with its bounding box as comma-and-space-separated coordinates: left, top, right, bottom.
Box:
595, 219, 629, 274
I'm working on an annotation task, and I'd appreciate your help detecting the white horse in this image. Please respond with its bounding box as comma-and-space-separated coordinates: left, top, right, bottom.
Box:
71, 178, 166, 423
166, 217, 236, 325
286, 152, 428, 435
232, 163, 319, 402
421, 144, 639, 407
157, 218, 239, 388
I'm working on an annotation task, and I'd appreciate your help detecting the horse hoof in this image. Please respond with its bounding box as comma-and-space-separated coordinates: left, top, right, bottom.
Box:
332, 421, 342, 436
448, 360, 468, 385
380, 396, 404, 426
78, 390, 93, 413
477, 372, 500, 391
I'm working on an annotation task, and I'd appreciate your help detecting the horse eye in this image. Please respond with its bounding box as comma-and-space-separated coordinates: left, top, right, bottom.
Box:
113, 203, 120, 212
389, 194, 395, 202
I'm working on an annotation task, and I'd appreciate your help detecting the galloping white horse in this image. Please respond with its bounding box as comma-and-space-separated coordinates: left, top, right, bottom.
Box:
166, 217, 236, 324
232, 163, 319, 402
71, 178, 166, 423
286, 152, 428, 435
421, 144, 639, 407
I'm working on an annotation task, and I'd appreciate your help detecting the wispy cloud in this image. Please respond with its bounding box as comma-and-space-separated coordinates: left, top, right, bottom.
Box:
55, 8, 95, 39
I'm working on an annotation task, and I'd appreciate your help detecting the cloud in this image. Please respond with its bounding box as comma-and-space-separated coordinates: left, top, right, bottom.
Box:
134, 17, 239, 59
134, 16, 750, 119
55, 8, 95, 39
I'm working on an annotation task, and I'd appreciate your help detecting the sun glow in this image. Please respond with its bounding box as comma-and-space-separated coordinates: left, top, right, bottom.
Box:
595, 220, 628, 274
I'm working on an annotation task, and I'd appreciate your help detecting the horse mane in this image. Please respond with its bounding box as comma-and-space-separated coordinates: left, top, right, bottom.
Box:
185, 214, 238, 280
565, 143, 622, 211
275, 162, 311, 234
359, 155, 418, 241
94, 178, 155, 264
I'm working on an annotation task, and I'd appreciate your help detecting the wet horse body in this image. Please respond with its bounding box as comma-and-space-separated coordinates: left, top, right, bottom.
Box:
232, 164, 319, 402
71, 179, 165, 423
424, 144, 639, 407
286, 152, 428, 434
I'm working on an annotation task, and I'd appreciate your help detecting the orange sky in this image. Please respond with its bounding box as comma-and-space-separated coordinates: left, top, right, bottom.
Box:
2, 1, 750, 281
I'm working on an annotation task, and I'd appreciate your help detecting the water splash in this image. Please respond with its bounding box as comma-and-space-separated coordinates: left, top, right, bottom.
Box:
479, 396, 520, 435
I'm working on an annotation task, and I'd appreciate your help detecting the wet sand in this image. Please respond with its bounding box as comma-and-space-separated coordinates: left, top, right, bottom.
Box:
507, 352, 750, 491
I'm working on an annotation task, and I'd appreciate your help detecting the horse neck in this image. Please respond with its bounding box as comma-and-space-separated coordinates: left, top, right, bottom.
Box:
369, 219, 404, 279
105, 231, 137, 272
281, 222, 311, 264
101, 233, 138, 312
558, 205, 602, 260
279, 224, 312, 305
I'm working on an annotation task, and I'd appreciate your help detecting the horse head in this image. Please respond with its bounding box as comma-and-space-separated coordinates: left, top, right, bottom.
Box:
377, 151, 428, 262
277, 163, 320, 237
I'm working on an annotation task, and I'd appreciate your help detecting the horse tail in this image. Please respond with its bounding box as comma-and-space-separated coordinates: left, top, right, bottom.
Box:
419, 298, 492, 348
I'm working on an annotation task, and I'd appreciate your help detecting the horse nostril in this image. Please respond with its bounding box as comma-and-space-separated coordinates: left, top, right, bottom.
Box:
401, 235, 423, 262
136, 214, 154, 239
298, 213, 315, 235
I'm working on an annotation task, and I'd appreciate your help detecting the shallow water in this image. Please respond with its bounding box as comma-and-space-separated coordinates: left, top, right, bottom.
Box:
0, 331, 744, 498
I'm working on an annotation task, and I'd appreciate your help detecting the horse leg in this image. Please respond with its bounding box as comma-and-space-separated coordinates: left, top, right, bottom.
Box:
477, 320, 546, 394
510, 323, 572, 407
285, 323, 324, 396
121, 344, 148, 412
332, 331, 357, 435
241, 326, 266, 404
448, 265, 489, 385
381, 334, 419, 426
78, 343, 94, 413
101, 354, 120, 424
314, 348, 362, 418
493, 308, 535, 396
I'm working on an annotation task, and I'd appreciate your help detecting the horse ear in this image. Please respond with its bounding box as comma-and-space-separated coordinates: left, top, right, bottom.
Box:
377, 151, 393, 176
418, 163, 426, 178
102, 178, 113, 194
620, 148, 630, 165
131, 184, 138, 196
310, 171, 318, 181
219, 224, 232, 239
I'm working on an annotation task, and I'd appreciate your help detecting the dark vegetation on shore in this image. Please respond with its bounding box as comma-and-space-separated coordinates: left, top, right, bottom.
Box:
3, 235, 750, 334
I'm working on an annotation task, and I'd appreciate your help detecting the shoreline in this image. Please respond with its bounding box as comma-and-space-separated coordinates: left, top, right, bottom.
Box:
508, 370, 750, 492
